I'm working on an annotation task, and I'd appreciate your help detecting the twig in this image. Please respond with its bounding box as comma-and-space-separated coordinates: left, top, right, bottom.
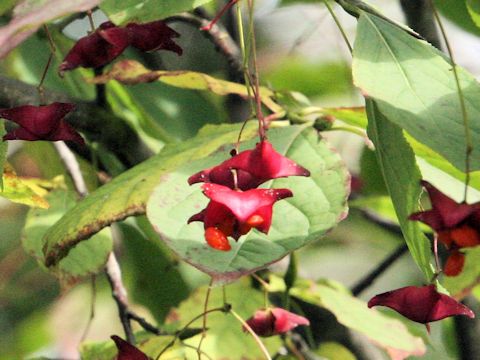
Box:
197, 278, 213, 359
156, 306, 230, 359
53, 141, 88, 197
351, 243, 408, 296
166, 13, 243, 79
105, 251, 135, 344
53, 139, 158, 343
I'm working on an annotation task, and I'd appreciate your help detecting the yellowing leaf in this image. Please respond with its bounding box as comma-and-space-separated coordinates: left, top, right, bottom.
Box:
1, 165, 65, 208
89, 60, 283, 114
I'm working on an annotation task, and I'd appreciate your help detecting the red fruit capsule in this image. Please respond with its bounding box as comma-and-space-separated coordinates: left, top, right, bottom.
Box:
450, 225, 480, 248
205, 227, 231, 251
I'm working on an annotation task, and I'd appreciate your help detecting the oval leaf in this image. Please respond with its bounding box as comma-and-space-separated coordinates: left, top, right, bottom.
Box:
146, 126, 349, 282
353, 13, 480, 172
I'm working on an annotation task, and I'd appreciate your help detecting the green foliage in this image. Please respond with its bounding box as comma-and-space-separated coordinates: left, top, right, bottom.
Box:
171, 279, 282, 359
42, 122, 259, 267
23, 190, 112, 286
146, 126, 349, 281
353, 12, 480, 172
119, 221, 191, 323
435, 0, 480, 36
290, 280, 426, 358
366, 100, 433, 280
100, 0, 214, 24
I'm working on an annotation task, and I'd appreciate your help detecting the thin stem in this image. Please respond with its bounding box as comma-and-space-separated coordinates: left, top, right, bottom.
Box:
182, 343, 214, 360
433, 233, 441, 274
86, 10, 96, 32
429, 0, 472, 202
197, 278, 214, 359
251, 273, 270, 290
106, 251, 135, 344
230, 308, 272, 360
247, 0, 266, 140
80, 275, 97, 342
156, 306, 229, 359
200, 0, 239, 31
38, 25, 56, 104
323, 0, 353, 54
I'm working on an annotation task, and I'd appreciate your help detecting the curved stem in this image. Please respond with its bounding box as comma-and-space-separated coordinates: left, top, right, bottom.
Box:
196, 278, 214, 359
323, 0, 353, 54
230, 308, 272, 360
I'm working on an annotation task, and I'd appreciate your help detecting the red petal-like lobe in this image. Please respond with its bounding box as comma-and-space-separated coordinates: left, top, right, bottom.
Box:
202, 183, 292, 234
421, 181, 476, 228
409, 209, 444, 231
126, 21, 182, 55
0, 103, 74, 136
47, 120, 85, 145
368, 285, 475, 324
111, 335, 148, 360
244, 308, 309, 337
189, 140, 309, 190
59, 22, 129, 72
271, 308, 310, 334
3, 127, 40, 141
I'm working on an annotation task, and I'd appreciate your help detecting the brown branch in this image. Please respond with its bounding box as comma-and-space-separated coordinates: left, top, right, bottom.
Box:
0, 75, 152, 167
166, 13, 243, 79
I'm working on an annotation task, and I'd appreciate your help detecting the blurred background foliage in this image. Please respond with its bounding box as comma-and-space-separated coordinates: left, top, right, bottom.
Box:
1, 0, 479, 359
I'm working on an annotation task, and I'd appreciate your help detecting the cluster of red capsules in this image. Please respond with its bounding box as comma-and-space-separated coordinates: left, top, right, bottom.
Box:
187, 140, 310, 251
1, 20, 181, 144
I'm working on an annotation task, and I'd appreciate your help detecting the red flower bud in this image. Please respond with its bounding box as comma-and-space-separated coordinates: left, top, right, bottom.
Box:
245, 307, 310, 337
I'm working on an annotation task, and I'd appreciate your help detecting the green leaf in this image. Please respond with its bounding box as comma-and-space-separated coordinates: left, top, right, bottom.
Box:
91, 60, 282, 114
0, 0, 18, 16
467, 0, 480, 28
146, 126, 349, 281
353, 13, 480, 172
0, 120, 7, 189
100, 0, 214, 24
170, 279, 282, 359
366, 101, 433, 280
290, 281, 426, 359
23, 189, 112, 287
316, 342, 356, 360
43, 122, 259, 267
434, 0, 480, 36
1, 167, 52, 208
119, 221, 191, 323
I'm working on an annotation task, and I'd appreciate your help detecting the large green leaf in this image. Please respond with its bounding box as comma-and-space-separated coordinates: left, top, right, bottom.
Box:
290, 281, 426, 359
43, 123, 259, 267
366, 101, 433, 280
100, 0, 214, 24
353, 13, 480, 172
170, 279, 282, 359
23, 190, 112, 287
146, 126, 349, 281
